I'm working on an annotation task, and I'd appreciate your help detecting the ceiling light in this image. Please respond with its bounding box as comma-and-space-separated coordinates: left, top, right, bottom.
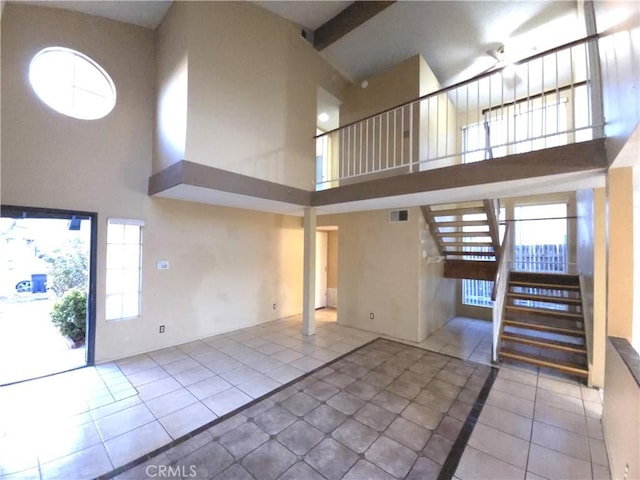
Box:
318, 112, 330, 122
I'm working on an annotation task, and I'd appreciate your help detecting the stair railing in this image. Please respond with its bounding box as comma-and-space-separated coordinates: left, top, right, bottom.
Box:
579, 275, 594, 382
315, 34, 603, 190
491, 222, 512, 363
483, 199, 501, 256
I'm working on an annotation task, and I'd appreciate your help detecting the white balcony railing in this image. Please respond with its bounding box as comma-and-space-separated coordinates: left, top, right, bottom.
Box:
315, 35, 604, 190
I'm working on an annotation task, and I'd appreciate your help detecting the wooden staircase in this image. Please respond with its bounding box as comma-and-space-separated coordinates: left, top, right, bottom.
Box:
422, 199, 501, 280
498, 271, 588, 379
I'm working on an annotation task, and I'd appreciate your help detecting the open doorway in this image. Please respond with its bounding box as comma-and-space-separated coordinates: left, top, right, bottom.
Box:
316, 227, 338, 323
0, 206, 96, 385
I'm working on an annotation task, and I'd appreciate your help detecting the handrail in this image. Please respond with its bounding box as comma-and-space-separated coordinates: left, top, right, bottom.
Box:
502, 216, 578, 223
491, 222, 512, 363
315, 33, 601, 139
483, 199, 501, 256
314, 33, 604, 189
491, 222, 512, 302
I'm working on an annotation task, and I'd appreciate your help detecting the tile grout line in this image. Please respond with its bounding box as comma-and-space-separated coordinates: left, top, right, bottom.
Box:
94, 337, 381, 480
436, 365, 499, 480
524, 365, 541, 477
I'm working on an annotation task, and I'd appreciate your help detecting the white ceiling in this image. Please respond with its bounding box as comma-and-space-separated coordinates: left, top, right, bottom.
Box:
260, 1, 586, 86
20, 0, 173, 29
19, 1, 587, 88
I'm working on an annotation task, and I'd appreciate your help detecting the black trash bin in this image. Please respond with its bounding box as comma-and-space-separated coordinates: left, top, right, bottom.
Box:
31, 274, 47, 293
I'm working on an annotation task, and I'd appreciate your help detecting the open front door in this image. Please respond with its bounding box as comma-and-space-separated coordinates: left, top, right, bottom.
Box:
0, 206, 96, 385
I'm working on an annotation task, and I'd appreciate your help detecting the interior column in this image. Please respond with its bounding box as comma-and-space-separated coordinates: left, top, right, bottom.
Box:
302, 207, 317, 336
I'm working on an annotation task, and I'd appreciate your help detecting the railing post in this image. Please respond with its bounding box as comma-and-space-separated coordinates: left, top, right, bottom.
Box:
409, 103, 414, 172
584, 2, 605, 138
312, 34, 602, 190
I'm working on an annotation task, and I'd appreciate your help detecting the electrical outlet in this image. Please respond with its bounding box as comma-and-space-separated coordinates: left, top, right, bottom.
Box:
159, 325, 165, 333
272, 303, 277, 310
370, 312, 374, 319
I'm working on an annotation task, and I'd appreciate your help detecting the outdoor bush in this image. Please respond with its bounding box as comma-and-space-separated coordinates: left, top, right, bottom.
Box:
43, 238, 88, 297
50, 289, 86, 342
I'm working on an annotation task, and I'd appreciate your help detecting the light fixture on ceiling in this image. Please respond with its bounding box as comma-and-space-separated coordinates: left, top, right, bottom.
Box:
485, 44, 520, 83
318, 112, 330, 122
487, 44, 506, 66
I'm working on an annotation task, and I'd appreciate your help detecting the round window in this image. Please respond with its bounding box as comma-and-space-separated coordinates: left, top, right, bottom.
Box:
29, 47, 116, 120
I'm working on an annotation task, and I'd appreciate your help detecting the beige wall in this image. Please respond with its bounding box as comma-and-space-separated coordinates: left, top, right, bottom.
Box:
634, 163, 640, 352
595, 0, 640, 164
154, 0, 188, 172
340, 55, 420, 125
418, 212, 456, 340
158, 1, 350, 191
336, 55, 421, 182
0, 0, 3, 205
419, 56, 459, 169
337, 54, 458, 178
603, 341, 640, 480
319, 207, 454, 342
321, 209, 420, 342
576, 188, 607, 387
1, 4, 304, 363
327, 230, 338, 289
607, 167, 634, 339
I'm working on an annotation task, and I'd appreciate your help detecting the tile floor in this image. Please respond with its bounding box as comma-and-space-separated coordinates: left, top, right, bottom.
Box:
0, 311, 610, 480
114, 338, 492, 480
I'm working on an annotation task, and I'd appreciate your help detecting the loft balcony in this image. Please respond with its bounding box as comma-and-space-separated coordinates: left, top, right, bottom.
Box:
150, 35, 608, 215
315, 35, 605, 191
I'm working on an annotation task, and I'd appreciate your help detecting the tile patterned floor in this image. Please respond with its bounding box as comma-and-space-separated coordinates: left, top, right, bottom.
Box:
414, 316, 493, 365
0, 312, 610, 480
455, 362, 610, 480
113, 338, 493, 480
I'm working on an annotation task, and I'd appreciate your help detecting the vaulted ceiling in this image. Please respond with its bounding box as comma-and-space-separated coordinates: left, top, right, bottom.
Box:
19, 1, 587, 87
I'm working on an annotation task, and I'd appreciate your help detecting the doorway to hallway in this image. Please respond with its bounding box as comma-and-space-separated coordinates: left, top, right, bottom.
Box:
316, 227, 338, 319
0, 206, 96, 385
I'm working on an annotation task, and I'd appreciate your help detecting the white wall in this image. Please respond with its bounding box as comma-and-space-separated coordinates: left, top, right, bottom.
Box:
1, 4, 304, 363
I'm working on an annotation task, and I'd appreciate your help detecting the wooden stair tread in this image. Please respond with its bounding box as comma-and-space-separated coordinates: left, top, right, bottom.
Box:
444, 251, 497, 257
510, 271, 580, 279
441, 241, 494, 248
430, 206, 485, 217
433, 220, 489, 228
509, 273, 580, 285
505, 305, 583, 319
503, 319, 585, 337
499, 349, 588, 377
435, 231, 491, 237
509, 280, 580, 290
507, 292, 582, 304
501, 332, 587, 353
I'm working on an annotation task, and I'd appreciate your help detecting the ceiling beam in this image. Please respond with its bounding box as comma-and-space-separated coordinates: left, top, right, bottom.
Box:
313, 1, 396, 51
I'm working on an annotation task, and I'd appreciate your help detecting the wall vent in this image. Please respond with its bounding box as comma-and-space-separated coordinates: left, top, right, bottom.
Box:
389, 209, 409, 223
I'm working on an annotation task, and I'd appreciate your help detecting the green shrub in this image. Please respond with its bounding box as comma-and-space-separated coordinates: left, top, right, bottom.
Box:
50, 289, 87, 342
43, 238, 89, 297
